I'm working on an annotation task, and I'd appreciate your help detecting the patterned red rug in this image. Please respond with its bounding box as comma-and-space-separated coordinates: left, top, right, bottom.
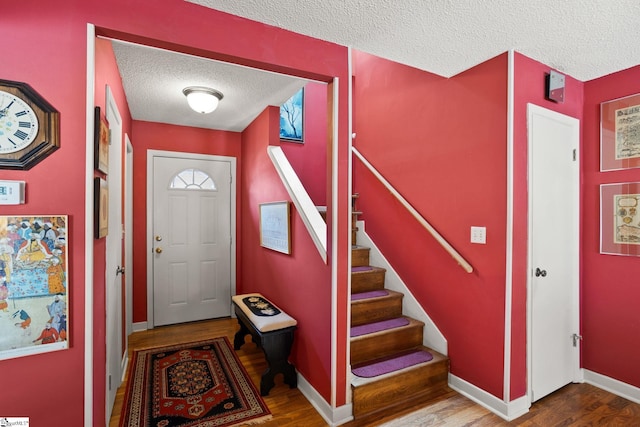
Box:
119, 337, 271, 427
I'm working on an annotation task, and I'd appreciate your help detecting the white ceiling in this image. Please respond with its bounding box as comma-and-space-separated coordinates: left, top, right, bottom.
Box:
110, 40, 308, 132
113, 1, 640, 132
189, 0, 640, 81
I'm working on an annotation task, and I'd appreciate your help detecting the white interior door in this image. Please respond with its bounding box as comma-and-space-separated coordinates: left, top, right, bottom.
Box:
528, 104, 580, 402
151, 154, 232, 326
105, 86, 123, 421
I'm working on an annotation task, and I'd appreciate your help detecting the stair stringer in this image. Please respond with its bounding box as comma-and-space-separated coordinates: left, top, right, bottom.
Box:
355, 220, 447, 356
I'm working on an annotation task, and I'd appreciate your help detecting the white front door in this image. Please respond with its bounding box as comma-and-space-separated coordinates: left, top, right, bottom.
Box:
105, 86, 123, 421
528, 104, 580, 402
151, 154, 233, 326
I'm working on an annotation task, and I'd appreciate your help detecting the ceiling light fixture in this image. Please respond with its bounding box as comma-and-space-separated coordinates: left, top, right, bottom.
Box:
182, 86, 224, 114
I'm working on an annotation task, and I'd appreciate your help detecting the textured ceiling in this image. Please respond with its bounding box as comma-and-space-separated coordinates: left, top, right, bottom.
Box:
188, 0, 640, 82
114, 1, 640, 132
110, 40, 307, 132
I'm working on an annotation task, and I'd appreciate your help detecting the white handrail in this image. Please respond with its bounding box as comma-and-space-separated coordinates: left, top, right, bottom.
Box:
352, 147, 473, 273
268, 146, 327, 263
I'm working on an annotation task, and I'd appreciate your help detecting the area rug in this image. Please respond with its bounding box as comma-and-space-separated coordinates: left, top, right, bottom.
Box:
119, 337, 271, 427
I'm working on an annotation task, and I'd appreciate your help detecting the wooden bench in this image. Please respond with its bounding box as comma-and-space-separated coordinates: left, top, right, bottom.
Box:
231, 293, 297, 396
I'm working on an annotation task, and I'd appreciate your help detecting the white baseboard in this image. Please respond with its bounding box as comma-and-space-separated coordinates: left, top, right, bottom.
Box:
297, 372, 353, 426
132, 322, 148, 332
449, 373, 530, 421
120, 354, 129, 382
583, 369, 640, 404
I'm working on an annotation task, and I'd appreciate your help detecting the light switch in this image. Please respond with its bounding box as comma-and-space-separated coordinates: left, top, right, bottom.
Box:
470, 226, 486, 244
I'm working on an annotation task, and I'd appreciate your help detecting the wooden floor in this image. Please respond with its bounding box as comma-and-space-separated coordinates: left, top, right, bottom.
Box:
110, 318, 640, 427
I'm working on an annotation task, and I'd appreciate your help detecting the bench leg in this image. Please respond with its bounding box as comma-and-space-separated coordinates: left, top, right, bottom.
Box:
233, 318, 251, 350
260, 331, 297, 396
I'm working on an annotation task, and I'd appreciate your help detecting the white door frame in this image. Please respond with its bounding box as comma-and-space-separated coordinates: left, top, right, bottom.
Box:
146, 149, 237, 329
105, 85, 123, 422
526, 103, 581, 403
124, 135, 133, 340
85, 24, 96, 427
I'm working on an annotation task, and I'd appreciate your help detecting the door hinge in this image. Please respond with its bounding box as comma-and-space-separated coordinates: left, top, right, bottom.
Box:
109, 374, 112, 391
572, 149, 577, 161
572, 333, 582, 347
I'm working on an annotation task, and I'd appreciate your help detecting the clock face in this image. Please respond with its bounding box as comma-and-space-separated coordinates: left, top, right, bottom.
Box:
0, 90, 40, 154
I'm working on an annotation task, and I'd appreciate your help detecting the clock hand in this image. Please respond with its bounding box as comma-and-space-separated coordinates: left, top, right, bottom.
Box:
0, 100, 13, 119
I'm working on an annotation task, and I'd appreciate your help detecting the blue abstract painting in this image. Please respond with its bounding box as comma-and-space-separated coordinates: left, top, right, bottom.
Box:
280, 88, 304, 142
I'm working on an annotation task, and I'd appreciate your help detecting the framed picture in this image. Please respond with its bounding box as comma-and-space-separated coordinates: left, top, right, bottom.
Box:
94, 177, 108, 239
280, 88, 304, 143
600, 93, 640, 171
259, 201, 291, 254
94, 106, 110, 174
600, 182, 640, 256
0, 215, 69, 360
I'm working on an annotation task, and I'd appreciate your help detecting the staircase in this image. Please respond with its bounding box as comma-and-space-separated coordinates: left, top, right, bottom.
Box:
350, 195, 450, 421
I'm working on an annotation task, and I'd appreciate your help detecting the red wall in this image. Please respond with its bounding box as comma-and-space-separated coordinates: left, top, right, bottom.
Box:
281, 82, 329, 206
582, 66, 640, 389
240, 107, 333, 401
0, 5, 88, 424
2, 1, 351, 422
511, 53, 584, 399
352, 51, 509, 398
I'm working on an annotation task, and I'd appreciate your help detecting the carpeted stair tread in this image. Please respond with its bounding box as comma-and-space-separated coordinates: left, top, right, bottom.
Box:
351, 266, 375, 272
352, 349, 434, 378
351, 290, 389, 301
350, 317, 410, 337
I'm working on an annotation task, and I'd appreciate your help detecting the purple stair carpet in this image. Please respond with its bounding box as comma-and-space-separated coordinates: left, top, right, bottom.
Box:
351, 290, 388, 301
351, 317, 410, 337
351, 266, 374, 272
352, 350, 434, 378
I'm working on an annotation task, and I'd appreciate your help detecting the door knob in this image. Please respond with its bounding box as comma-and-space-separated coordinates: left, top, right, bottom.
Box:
155, 235, 162, 242
535, 267, 547, 277
155, 247, 163, 254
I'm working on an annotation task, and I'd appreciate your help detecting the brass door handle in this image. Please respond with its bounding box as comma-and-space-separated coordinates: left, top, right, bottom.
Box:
155, 247, 163, 254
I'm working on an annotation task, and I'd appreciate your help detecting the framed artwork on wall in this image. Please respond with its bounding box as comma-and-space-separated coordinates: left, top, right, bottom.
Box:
259, 201, 291, 254
279, 88, 304, 143
600, 182, 640, 256
600, 92, 640, 171
94, 106, 110, 174
0, 215, 69, 360
94, 177, 109, 239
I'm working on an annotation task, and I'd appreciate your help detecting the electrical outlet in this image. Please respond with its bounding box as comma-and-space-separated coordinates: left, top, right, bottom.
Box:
470, 226, 486, 244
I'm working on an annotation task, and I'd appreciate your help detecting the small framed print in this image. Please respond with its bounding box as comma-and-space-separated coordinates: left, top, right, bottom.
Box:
279, 88, 304, 143
94, 106, 110, 174
600, 93, 640, 171
94, 177, 108, 239
259, 201, 291, 254
600, 182, 640, 256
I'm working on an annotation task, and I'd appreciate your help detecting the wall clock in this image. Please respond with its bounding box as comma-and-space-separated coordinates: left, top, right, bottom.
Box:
0, 79, 59, 170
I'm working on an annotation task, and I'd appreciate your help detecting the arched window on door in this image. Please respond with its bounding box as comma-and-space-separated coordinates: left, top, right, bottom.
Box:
169, 168, 217, 191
